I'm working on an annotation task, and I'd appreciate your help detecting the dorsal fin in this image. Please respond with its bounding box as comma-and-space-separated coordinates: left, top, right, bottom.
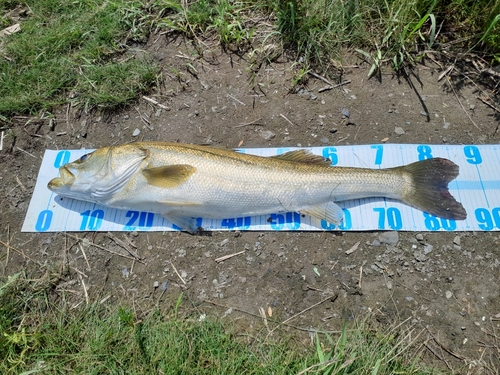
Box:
271, 150, 332, 166
142, 164, 196, 188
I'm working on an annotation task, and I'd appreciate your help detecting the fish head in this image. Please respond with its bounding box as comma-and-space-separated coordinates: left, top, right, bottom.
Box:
48, 145, 149, 202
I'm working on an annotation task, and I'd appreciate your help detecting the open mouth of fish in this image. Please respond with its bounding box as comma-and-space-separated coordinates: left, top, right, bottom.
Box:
48, 166, 76, 189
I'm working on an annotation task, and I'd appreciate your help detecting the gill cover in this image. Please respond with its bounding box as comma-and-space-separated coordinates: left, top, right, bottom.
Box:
48, 145, 149, 202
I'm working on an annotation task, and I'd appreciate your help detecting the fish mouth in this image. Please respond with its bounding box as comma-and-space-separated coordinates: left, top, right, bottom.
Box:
47, 166, 75, 191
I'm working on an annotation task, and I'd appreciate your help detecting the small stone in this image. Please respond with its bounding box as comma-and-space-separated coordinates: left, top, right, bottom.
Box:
153, 281, 159, 288
259, 130, 276, 140
181, 270, 187, 279
420, 111, 428, 117
310, 93, 317, 100
413, 251, 427, 262
220, 238, 229, 247
443, 122, 450, 129
453, 236, 461, 246
371, 239, 381, 247
320, 137, 329, 144
386, 280, 393, 289
122, 268, 130, 278
329, 128, 338, 133
161, 281, 169, 291
415, 234, 424, 241
423, 244, 433, 254
341, 108, 350, 118
445, 290, 453, 299
378, 231, 399, 245
394, 127, 405, 135
130, 231, 139, 237
132, 128, 140, 137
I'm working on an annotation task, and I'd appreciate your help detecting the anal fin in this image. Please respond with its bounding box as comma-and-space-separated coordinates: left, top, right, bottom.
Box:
300, 202, 344, 225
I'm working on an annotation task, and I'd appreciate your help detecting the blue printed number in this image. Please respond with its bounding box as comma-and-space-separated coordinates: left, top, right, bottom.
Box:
80, 209, 104, 230
320, 209, 352, 230
464, 145, 482, 164
373, 207, 402, 230
124, 211, 155, 230
269, 212, 301, 230
417, 145, 433, 160
322, 147, 338, 166
221, 217, 251, 230
54, 151, 71, 168
370, 145, 383, 165
423, 212, 456, 231
35, 210, 53, 232
475, 207, 500, 230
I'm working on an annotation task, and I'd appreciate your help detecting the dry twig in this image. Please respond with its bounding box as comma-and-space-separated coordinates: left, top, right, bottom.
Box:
265, 294, 338, 339
280, 113, 296, 127
66, 234, 138, 261
170, 261, 186, 284
106, 233, 141, 260
447, 77, 481, 130
215, 250, 245, 263
78, 242, 91, 271
142, 95, 170, 110
232, 118, 263, 128
77, 272, 89, 305
318, 80, 352, 93
0, 240, 40, 265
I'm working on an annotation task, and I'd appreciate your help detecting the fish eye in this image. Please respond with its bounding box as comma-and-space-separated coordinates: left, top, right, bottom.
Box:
79, 154, 89, 162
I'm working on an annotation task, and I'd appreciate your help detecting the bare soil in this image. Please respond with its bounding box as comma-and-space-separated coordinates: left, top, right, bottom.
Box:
1, 35, 499, 372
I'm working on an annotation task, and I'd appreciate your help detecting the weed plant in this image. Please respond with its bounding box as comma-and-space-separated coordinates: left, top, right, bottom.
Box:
0, 0, 158, 116
0, 273, 471, 374
0, 0, 498, 117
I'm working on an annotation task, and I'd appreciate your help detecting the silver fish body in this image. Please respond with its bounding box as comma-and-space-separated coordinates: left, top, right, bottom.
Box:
48, 142, 466, 232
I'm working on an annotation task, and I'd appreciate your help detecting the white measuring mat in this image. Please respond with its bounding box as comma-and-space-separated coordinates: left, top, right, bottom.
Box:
22, 144, 500, 232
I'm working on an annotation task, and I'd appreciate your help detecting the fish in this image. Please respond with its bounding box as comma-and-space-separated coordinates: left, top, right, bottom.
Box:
47, 142, 467, 232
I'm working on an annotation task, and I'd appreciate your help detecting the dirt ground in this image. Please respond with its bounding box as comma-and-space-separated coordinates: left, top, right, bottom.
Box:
1, 34, 500, 372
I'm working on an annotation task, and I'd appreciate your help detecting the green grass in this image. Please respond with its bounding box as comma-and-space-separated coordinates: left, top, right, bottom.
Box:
0, 0, 158, 116
0, 272, 454, 375
157, 0, 254, 50
158, 0, 499, 80
1, 0, 498, 117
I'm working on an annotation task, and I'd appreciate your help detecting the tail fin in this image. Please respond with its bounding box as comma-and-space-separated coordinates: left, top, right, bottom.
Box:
399, 158, 467, 220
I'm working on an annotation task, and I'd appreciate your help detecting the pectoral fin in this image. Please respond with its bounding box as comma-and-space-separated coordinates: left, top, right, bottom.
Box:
143, 164, 196, 188
300, 202, 344, 225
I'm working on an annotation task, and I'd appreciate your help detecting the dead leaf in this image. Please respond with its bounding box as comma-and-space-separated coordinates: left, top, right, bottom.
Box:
0, 24, 20, 38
